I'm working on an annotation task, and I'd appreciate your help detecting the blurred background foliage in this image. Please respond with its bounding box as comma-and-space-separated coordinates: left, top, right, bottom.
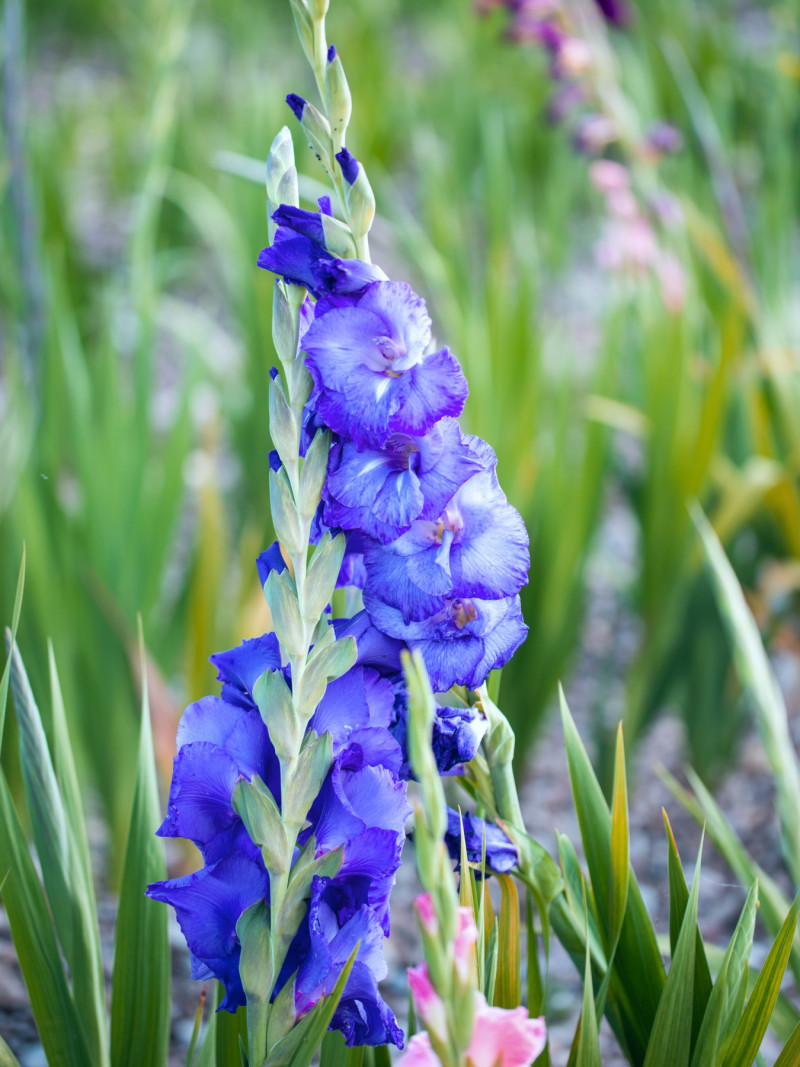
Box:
1, 0, 799, 861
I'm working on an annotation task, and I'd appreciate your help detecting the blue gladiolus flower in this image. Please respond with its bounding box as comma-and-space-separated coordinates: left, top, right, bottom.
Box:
363, 591, 528, 692
444, 807, 518, 875
362, 447, 529, 621
258, 208, 385, 298
147, 617, 409, 1044
323, 418, 486, 544
302, 282, 468, 450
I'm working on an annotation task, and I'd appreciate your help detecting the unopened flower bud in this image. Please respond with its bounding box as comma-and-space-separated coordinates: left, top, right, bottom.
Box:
336, 148, 375, 238
266, 128, 299, 240
325, 45, 352, 149
415, 892, 438, 936
407, 964, 448, 1042
287, 94, 334, 173
453, 907, 478, 985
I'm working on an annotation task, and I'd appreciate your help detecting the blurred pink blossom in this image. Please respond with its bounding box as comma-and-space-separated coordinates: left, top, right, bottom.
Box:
453, 907, 479, 982
398, 1033, 440, 1067
408, 964, 448, 1040
415, 893, 438, 936
466, 994, 547, 1067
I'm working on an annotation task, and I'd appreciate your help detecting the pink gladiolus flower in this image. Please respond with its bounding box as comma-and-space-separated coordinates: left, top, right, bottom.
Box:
398, 1032, 441, 1067
453, 907, 479, 981
466, 994, 547, 1067
408, 963, 448, 1040
415, 892, 438, 936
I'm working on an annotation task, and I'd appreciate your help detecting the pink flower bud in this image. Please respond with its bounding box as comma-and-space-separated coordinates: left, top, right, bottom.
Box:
397, 1032, 441, 1067
466, 994, 547, 1067
407, 964, 448, 1041
453, 907, 479, 982
415, 893, 438, 936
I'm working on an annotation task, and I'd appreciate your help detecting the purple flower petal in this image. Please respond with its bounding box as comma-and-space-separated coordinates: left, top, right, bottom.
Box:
147, 849, 270, 1012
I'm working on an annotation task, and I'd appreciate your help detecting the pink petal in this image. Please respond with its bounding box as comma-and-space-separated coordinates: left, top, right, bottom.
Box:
398, 1033, 441, 1067
467, 995, 547, 1067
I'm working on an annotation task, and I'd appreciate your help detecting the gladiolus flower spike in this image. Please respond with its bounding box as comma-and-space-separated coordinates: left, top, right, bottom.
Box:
150, 0, 528, 1059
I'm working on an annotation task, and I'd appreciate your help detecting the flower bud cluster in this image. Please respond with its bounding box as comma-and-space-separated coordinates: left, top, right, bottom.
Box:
401, 899, 547, 1067
402, 649, 545, 1067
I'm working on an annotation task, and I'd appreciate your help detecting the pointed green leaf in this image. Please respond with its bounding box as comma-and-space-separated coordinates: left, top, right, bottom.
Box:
283, 730, 333, 831
559, 691, 665, 1060
110, 626, 171, 1067
238, 900, 271, 1067
692, 504, 800, 886
264, 944, 359, 1067
661, 764, 800, 988
296, 636, 357, 720
0, 1034, 22, 1067
643, 838, 704, 1067
495, 873, 521, 1008
304, 533, 346, 624
774, 1020, 800, 1067
9, 638, 107, 1064
569, 917, 601, 1067
234, 775, 290, 875
691, 882, 758, 1067
609, 724, 629, 952
0, 766, 90, 1067
663, 811, 712, 1051
721, 893, 800, 1067
0, 546, 25, 748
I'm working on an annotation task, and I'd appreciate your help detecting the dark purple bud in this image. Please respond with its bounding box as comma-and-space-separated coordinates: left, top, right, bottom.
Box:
327, 44, 337, 63
286, 93, 306, 122
594, 0, 631, 27
269, 366, 279, 380
336, 148, 359, 186
318, 195, 333, 217
268, 449, 282, 473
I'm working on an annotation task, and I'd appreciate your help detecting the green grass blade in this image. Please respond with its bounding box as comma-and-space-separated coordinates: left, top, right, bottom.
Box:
663, 812, 712, 1051
609, 724, 629, 952
643, 838, 704, 1067
0, 765, 90, 1066
0, 545, 25, 749
774, 1020, 800, 1067
110, 623, 170, 1067
660, 764, 800, 988
691, 883, 758, 1067
495, 873, 521, 1008
9, 637, 108, 1064
0, 1035, 21, 1067
568, 895, 602, 1067
692, 503, 800, 885
559, 690, 665, 1059
721, 893, 800, 1067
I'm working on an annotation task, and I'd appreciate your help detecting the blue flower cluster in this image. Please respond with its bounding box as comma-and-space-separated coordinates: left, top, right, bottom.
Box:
147, 629, 409, 1046
259, 195, 530, 694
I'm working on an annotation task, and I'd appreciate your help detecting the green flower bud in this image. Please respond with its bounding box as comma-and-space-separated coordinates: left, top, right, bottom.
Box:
324, 46, 352, 150
266, 128, 298, 241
